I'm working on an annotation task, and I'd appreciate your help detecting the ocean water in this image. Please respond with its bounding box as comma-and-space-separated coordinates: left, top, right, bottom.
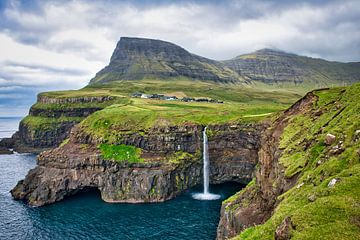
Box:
0, 118, 243, 240
0, 117, 22, 139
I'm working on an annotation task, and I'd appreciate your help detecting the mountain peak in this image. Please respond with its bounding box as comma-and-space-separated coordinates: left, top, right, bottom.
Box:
110, 37, 192, 62
254, 48, 288, 55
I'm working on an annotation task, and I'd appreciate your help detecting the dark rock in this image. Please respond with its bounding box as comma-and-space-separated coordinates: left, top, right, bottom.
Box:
354, 130, 360, 142
0, 137, 15, 148
308, 194, 316, 202
0, 147, 13, 154
329, 145, 345, 155
11, 148, 202, 206
37, 95, 114, 104
325, 133, 336, 145
275, 217, 294, 240
17, 120, 76, 149
6, 95, 115, 153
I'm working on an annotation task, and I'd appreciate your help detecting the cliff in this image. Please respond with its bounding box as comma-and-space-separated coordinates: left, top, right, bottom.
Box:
11, 123, 262, 206
217, 83, 360, 239
0, 91, 121, 153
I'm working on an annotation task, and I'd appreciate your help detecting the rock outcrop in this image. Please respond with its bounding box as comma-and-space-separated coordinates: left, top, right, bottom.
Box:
11, 123, 262, 206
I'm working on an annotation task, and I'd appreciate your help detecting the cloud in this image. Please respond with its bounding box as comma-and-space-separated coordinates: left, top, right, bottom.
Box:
0, 0, 359, 116
2, 0, 359, 61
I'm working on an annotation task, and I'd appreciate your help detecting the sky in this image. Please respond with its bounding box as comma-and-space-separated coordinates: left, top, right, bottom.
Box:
0, 0, 359, 116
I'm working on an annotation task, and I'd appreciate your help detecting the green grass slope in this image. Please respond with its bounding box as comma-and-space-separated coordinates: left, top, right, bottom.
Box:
20, 79, 301, 149
77, 79, 301, 142
231, 83, 360, 239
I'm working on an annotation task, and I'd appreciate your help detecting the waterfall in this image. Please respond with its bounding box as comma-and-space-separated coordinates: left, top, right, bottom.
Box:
192, 127, 220, 200
203, 127, 210, 194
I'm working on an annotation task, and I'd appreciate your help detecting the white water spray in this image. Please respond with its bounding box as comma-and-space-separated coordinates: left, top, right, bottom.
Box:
192, 127, 221, 200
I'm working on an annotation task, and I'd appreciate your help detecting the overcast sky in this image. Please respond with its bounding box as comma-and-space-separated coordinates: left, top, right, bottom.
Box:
0, 0, 359, 116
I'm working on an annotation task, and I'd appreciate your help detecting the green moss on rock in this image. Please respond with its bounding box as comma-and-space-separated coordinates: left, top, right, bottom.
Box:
99, 144, 144, 163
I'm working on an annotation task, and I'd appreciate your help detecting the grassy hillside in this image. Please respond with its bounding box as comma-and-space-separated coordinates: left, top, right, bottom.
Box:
228, 83, 360, 239
77, 79, 300, 142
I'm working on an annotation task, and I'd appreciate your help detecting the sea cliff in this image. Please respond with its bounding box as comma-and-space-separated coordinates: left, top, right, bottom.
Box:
11, 123, 261, 206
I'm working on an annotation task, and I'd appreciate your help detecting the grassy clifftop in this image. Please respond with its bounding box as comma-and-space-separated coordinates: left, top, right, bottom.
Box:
225, 83, 360, 239
18, 78, 301, 150
77, 79, 301, 142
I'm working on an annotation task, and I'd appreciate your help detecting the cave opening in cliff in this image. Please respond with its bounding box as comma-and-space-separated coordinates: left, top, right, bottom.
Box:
65, 186, 102, 202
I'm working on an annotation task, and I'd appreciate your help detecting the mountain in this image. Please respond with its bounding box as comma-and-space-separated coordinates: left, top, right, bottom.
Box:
223, 48, 360, 87
90, 37, 360, 88
89, 37, 241, 84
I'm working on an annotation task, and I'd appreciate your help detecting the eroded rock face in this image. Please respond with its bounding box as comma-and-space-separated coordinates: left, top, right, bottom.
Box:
17, 120, 76, 148
275, 217, 294, 240
217, 91, 318, 240
11, 144, 201, 206
11, 123, 261, 206
208, 124, 260, 184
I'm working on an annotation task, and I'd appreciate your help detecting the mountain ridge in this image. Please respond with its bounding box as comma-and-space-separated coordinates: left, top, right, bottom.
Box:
223, 48, 360, 86
89, 37, 360, 88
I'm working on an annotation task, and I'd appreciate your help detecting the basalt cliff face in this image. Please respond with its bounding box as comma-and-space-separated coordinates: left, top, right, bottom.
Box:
11, 123, 262, 206
217, 91, 317, 239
